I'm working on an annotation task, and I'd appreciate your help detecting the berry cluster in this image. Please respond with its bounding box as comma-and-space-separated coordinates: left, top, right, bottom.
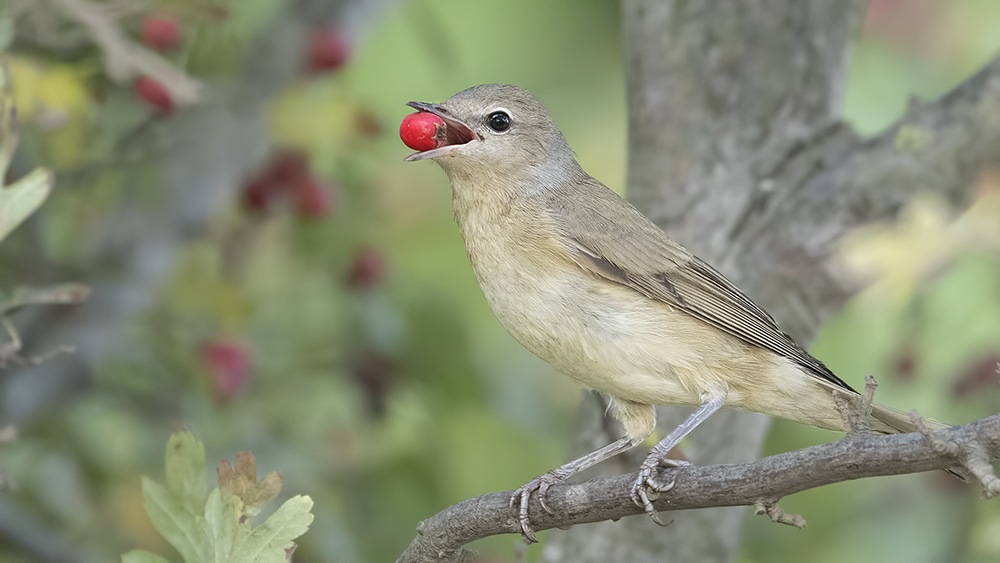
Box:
242, 150, 338, 218
133, 16, 351, 114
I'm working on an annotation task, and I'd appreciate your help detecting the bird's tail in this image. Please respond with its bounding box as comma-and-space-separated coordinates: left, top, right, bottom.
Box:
871, 403, 967, 480
871, 402, 949, 435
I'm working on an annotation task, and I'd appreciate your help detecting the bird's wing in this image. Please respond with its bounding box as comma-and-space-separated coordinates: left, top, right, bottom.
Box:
546, 179, 854, 392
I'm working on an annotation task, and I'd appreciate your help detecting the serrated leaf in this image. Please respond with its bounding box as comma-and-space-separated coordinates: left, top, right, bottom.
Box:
121, 549, 175, 563
141, 477, 212, 563
165, 431, 209, 516
0, 167, 53, 244
203, 488, 243, 563
244, 471, 282, 514
228, 495, 314, 563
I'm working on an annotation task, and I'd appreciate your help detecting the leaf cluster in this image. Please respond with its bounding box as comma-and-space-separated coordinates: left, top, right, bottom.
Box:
122, 431, 314, 563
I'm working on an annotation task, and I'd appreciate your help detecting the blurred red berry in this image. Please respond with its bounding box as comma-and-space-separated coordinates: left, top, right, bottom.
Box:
952, 353, 1000, 397
863, 0, 938, 54
205, 6, 230, 22
202, 341, 250, 403
135, 76, 173, 113
266, 149, 311, 186
891, 343, 918, 380
293, 178, 336, 218
308, 27, 350, 72
348, 247, 386, 289
140, 15, 181, 52
242, 178, 275, 211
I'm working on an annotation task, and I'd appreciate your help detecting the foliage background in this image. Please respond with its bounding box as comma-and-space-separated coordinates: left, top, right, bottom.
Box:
0, 0, 998, 561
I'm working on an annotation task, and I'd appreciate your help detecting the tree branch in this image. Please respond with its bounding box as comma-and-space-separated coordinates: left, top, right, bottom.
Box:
398, 413, 1000, 563
722, 52, 1000, 339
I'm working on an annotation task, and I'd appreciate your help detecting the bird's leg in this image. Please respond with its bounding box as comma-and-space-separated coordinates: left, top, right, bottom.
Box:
630, 395, 725, 524
512, 434, 643, 544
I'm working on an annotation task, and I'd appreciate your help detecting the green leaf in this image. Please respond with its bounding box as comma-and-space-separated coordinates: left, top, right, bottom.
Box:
121, 549, 175, 563
203, 488, 241, 563
228, 495, 314, 563
0, 167, 53, 244
0, 63, 53, 245
141, 477, 212, 563
165, 431, 209, 517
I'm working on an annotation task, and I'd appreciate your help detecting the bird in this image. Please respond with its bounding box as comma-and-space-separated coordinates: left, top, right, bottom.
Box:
401, 83, 948, 543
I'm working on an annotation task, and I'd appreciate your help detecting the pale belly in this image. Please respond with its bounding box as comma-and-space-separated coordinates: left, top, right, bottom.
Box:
475, 266, 849, 432
477, 268, 711, 408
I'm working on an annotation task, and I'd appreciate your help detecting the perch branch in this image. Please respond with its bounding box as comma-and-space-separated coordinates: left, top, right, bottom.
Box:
398, 413, 1000, 563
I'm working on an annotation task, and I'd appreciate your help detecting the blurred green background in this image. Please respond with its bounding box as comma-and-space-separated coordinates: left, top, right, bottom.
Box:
0, 0, 999, 561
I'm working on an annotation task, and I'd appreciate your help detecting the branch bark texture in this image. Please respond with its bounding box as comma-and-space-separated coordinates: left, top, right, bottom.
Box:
398, 413, 1000, 563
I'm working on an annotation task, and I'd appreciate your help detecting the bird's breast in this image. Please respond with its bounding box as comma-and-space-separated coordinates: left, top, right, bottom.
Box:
454, 199, 701, 405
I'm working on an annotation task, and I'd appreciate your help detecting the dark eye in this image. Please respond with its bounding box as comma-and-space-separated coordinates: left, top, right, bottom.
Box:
486, 111, 510, 132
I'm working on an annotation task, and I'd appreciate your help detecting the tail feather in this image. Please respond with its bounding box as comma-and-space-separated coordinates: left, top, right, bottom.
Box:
871, 402, 949, 435
871, 403, 967, 480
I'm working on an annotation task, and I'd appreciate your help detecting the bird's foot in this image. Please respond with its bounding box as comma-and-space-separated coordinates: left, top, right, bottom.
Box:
509, 471, 567, 544
630, 458, 688, 526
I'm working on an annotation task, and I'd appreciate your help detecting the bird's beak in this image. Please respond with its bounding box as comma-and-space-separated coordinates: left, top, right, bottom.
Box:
403, 101, 480, 162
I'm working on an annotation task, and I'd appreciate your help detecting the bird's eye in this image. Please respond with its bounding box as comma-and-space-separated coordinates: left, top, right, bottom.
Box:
486, 111, 511, 132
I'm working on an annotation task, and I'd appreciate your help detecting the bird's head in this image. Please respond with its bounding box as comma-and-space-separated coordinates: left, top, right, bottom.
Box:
403, 84, 576, 179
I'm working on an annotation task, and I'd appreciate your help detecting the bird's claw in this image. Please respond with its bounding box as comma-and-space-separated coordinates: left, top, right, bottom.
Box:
510, 472, 565, 544
630, 459, 683, 525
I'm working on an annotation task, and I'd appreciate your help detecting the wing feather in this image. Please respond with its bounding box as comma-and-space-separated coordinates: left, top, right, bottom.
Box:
546, 178, 854, 392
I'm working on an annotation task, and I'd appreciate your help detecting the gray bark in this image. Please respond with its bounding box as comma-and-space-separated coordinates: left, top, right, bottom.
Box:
397, 412, 1000, 563
400, 0, 1000, 561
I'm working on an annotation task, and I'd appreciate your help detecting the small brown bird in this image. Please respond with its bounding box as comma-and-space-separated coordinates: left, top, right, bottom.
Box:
403, 84, 946, 542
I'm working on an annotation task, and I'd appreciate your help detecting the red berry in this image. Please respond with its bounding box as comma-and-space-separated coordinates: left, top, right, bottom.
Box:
952, 353, 1000, 397
308, 28, 349, 72
140, 16, 181, 52
399, 112, 444, 152
266, 149, 310, 186
135, 76, 173, 113
891, 343, 918, 380
242, 178, 274, 210
347, 247, 386, 289
293, 178, 336, 218
201, 341, 250, 403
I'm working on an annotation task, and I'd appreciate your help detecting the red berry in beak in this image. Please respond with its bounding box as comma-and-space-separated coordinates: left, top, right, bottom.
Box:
399, 112, 445, 152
